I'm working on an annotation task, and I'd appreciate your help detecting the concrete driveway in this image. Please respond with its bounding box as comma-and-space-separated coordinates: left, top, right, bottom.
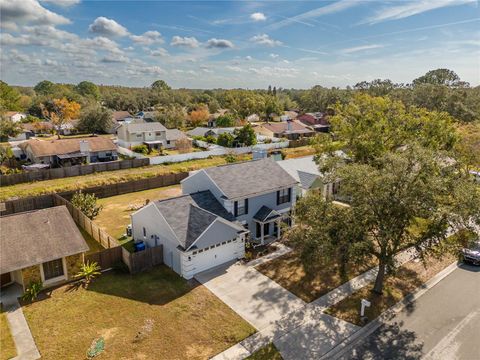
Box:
195, 261, 306, 330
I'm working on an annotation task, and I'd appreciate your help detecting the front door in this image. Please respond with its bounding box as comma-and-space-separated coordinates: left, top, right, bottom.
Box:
0, 272, 11, 287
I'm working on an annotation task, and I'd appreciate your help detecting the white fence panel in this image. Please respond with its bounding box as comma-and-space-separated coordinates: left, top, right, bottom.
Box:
117, 146, 146, 159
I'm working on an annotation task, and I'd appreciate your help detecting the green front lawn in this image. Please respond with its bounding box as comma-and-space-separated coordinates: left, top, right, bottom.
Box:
0, 306, 16, 360
256, 251, 375, 303
78, 227, 105, 255
23, 266, 255, 360
246, 343, 283, 360
325, 253, 457, 326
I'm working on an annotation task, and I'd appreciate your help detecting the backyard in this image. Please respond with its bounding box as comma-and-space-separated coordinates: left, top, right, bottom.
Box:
256, 251, 376, 303
22, 266, 256, 360
0, 306, 16, 360
94, 185, 182, 248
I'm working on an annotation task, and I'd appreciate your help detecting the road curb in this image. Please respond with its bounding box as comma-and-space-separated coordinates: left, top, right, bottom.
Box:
320, 260, 460, 360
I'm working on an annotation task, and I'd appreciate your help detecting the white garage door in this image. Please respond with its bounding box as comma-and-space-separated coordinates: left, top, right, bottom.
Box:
191, 240, 243, 275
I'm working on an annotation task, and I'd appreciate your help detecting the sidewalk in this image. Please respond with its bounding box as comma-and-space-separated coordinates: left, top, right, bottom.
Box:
1, 284, 40, 360
212, 248, 418, 360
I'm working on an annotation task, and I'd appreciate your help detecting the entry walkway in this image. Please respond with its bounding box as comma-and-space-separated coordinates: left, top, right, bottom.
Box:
1, 284, 40, 360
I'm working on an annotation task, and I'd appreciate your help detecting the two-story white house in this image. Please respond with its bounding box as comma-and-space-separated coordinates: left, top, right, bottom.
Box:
117, 122, 188, 151
130, 158, 298, 279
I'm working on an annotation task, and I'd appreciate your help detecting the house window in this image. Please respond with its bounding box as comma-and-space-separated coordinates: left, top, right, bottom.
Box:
42, 258, 64, 280
166, 140, 171, 145
136, 134, 142, 138
234, 199, 248, 217
143, 227, 146, 237
277, 188, 291, 205
155, 132, 162, 136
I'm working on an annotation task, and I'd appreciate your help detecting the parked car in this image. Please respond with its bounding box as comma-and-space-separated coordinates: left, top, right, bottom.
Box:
462, 240, 480, 265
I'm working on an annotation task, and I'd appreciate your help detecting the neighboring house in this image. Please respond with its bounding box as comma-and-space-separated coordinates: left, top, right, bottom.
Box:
277, 155, 341, 198
136, 111, 156, 122
117, 122, 188, 150
186, 127, 238, 138
19, 137, 118, 167
131, 158, 297, 279
112, 111, 133, 123
208, 109, 230, 127
131, 191, 248, 279
254, 120, 315, 140
22, 121, 54, 135
0, 206, 88, 291
3, 111, 27, 123
297, 112, 330, 133
246, 114, 260, 123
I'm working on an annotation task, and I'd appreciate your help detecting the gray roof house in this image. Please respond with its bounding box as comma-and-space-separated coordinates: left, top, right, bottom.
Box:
186, 127, 238, 138
117, 122, 188, 150
131, 158, 297, 279
0, 206, 88, 290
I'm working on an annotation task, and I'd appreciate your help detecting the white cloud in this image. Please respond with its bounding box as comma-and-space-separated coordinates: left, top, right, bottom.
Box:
250, 34, 283, 47
341, 44, 384, 54
248, 66, 299, 77
170, 36, 200, 48
268, 0, 358, 30
138, 66, 166, 75
84, 36, 123, 54
245, 55, 252, 60
250, 12, 267, 21
363, 0, 476, 24
40, 0, 81, 7
43, 58, 59, 66
206, 38, 234, 49
0, 0, 71, 30
149, 48, 169, 57
226, 65, 245, 72
88, 16, 129, 37
269, 53, 279, 58
101, 55, 129, 63
130, 31, 163, 45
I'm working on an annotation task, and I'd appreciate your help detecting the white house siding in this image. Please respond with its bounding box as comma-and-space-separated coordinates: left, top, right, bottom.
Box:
181, 235, 245, 279
131, 204, 182, 274
181, 170, 226, 201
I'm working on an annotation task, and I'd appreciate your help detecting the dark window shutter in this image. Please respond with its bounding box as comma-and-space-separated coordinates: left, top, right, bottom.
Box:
245, 198, 249, 214
276, 190, 280, 205
288, 188, 292, 202
234, 201, 238, 217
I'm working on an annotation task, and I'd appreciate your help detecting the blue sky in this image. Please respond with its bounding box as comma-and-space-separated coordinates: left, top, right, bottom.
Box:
1, 0, 479, 88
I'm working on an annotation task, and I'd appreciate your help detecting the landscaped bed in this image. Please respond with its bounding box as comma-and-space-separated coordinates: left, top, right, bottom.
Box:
0, 306, 16, 360
246, 343, 283, 360
94, 185, 182, 249
256, 251, 376, 303
22, 265, 256, 360
324, 253, 457, 326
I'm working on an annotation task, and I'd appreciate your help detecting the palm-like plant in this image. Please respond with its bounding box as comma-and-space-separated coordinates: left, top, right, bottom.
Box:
75, 261, 101, 288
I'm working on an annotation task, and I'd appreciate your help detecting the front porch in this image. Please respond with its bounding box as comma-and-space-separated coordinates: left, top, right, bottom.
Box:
252, 206, 284, 246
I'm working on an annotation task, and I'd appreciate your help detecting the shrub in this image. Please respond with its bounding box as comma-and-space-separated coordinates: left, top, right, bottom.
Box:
217, 132, 235, 147
205, 135, 217, 144
71, 191, 103, 219
75, 261, 101, 288
22, 281, 43, 302
132, 144, 148, 155
225, 154, 237, 163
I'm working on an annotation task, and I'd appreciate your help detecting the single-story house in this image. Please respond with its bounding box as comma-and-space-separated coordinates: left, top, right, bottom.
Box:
207, 109, 231, 127
246, 114, 260, 123
19, 137, 118, 167
0, 206, 88, 291
131, 191, 248, 279
22, 121, 54, 135
136, 111, 156, 122
297, 112, 331, 133
254, 120, 315, 140
3, 111, 27, 123
112, 111, 134, 123
117, 121, 189, 150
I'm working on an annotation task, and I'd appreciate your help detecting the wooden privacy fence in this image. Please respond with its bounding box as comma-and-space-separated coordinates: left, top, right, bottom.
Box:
53, 194, 120, 249
0, 172, 188, 215
0, 158, 150, 186
122, 246, 164, 274
85, 247, 123, 270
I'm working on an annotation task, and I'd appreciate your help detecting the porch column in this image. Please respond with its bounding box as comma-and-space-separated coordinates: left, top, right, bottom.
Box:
260, 222, 264, 245
276, 219, 281, 239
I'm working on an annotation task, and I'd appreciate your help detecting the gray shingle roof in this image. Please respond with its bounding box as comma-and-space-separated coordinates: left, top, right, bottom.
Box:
203, 158, 298, 199
277, 156, 321, 190
0, 206, 89, 273
153, 191, 237, 249
253, 206, 280, 222
166, 129, 188, 141
123, 122, 166, 133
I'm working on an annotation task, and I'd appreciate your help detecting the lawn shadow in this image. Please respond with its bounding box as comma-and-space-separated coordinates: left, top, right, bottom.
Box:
85, 265, 199, 305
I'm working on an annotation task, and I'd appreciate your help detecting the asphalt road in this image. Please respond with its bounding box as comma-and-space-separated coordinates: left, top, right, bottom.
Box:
340, 263, 480, 360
